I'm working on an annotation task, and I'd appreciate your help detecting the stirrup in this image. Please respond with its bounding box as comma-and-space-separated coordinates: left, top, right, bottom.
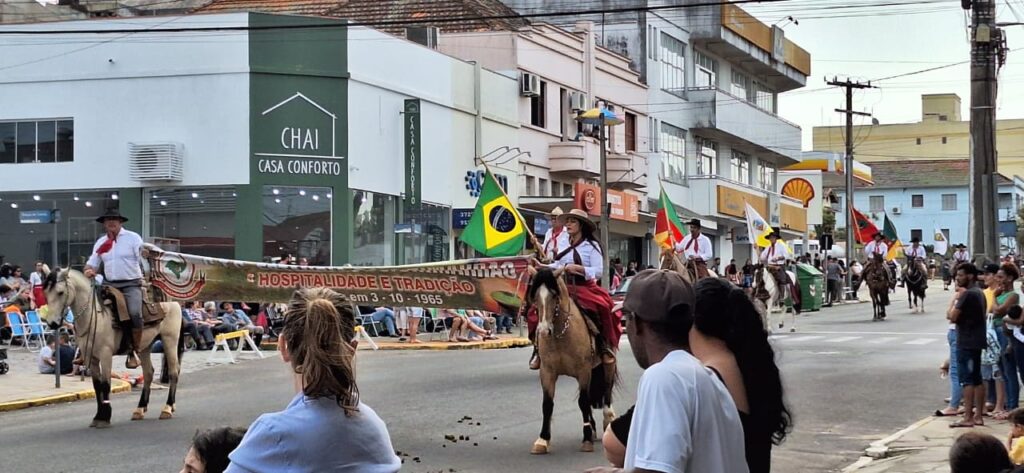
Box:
125, 352, 140, 369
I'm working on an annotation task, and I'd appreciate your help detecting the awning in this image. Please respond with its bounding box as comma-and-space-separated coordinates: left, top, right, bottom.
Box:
784, 153, 874, 186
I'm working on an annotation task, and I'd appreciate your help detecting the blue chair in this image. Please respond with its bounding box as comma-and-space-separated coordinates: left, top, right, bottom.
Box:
6, 312, 42, 352
25, 311, 53, 346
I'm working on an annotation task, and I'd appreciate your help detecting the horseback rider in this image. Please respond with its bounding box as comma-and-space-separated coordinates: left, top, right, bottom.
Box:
863, 232, 892, 287
538, 209, 618, 367
902, 237, 928, 288
541, 207, 569, 263
673, 218, 713, 279
759, 227, 794, 300
953, 243, 970, 270
84, 208, 146, 369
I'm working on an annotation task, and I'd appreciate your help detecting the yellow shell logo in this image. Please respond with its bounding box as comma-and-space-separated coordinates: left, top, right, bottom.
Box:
781, 178, 815, 208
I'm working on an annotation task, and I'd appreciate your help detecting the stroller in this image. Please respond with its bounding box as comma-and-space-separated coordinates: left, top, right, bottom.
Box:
263, 303, 286, 341
0, 347, 8, 375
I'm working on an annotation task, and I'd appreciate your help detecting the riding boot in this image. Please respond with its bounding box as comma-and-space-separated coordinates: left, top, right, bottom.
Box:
125, 328, 143, 370
529, 347, 540, 370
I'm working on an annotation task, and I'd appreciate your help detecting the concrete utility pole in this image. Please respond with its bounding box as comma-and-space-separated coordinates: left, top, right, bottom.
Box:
964, 0, 1005, 262
827, 77, 874, 295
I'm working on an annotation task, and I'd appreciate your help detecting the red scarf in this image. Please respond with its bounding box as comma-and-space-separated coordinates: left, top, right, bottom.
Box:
97, 233, 116, 256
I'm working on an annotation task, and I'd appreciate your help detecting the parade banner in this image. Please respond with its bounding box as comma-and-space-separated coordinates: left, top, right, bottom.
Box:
147, 249, 531, 314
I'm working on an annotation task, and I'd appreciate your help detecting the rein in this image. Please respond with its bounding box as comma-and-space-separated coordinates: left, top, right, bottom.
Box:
64, 275, 100, 378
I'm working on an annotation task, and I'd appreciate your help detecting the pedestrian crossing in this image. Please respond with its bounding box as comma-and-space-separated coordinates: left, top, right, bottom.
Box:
769, 331, 945, 347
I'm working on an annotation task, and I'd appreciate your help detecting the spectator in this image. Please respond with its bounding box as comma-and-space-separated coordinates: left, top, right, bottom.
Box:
358, 306, 397, 337
850, 260, 863, 294
712, 257, 722, 275
221, 302, 264, 347
1008, 408, 1024, 465
741, 259, 754, 290
493, 311, 514, 334
948, 263, 988, 428
196, 302, 232, 336
396, 307, 423, 344
30, 261, 49, 307
225, 287, 401, 472
948, 431, 1012, 473
586, 270, 748, 473
181, 427, 247, 473
725, 259, 739, 284
0, 264, 24, 293
825, 257, 844, 306
812, 254, 821, 270
465, 310, 497, 341
182, 302, 214, 350
625, 261, 638, 277
992, 263, 1021, 417
38, 334, 75, 375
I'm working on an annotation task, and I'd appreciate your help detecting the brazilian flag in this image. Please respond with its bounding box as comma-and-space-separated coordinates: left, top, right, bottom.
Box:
459, 170, 526, 257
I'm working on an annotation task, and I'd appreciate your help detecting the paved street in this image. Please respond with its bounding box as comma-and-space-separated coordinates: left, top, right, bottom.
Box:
0, 287, 953, 473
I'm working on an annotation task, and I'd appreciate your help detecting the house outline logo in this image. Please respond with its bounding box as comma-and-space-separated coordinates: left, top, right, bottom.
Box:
256, 91, 343, 161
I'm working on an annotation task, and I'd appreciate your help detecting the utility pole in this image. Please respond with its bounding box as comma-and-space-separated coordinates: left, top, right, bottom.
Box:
827, 77, 874, 296
964, 0, 1005, 262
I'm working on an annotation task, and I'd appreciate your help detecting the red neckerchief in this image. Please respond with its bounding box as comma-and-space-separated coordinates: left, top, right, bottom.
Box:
545, 227, 563, 254
685, 234, 700, 251
97, 232, 118, 256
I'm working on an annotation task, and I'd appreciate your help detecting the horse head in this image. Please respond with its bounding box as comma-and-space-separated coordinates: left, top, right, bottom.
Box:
528, 267, 569, 336
41, 268, 88, 329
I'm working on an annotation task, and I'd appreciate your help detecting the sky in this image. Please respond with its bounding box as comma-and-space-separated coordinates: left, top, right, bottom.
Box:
743, 0, 1024, 150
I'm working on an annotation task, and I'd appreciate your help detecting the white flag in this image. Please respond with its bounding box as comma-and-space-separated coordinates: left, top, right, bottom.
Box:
933, 228, 948, 255
745, 203, 772, 249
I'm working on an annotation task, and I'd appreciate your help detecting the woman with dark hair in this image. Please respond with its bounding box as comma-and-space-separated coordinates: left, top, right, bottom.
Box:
603, 278, 791, 473
180, 427, 247, 473
225, 287, 400, 472
948, 431, 1013, 473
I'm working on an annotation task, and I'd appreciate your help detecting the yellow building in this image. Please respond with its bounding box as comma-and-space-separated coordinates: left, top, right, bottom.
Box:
813, 94, 1024, 178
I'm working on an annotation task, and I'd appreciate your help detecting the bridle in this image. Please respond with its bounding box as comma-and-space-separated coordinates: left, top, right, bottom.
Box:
58, 272, 100, 375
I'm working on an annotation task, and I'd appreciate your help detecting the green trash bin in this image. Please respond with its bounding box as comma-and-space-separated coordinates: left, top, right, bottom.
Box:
795, 263, 824, 312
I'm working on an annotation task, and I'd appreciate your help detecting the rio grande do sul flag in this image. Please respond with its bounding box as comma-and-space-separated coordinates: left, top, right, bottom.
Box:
459, 170, 526, 257
849, 204, 879, 244
654, 188, 686, 249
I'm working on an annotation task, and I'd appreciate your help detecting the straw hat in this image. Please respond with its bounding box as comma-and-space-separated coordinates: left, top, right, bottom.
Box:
565, 208, 597, 232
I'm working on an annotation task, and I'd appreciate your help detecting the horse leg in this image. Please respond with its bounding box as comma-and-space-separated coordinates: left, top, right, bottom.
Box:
133, 351, 154, 420
160, 331, 181, 420
578, 376, 595, 452
532, 371, 557, 454
91, 356, 113, 428
601, 362, 616, 432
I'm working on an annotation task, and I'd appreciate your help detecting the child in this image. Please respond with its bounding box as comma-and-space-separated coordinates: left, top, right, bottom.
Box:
1008, 408, 1024, 465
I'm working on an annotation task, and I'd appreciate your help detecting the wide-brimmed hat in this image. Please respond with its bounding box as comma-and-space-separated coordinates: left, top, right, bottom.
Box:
686, 218, 702, 228
767, 227, 782, 239
956, 243, 967, 249
910, 236, 920, 243
95, 208, 128, 223
565, 208, 597, 232
550, 206, 564, 217
872, 232, 884, 239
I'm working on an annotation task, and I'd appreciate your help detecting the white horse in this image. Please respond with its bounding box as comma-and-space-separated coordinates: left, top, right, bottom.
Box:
757, 265, 798, 334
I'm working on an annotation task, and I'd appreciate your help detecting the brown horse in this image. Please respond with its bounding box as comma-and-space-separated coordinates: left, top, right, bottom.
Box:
863, 257, 890, 321
42, 269, 183, 428
528, 267, 617, 454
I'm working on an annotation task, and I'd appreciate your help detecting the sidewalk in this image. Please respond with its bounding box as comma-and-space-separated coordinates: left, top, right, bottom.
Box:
0, 370, 131, 412
260, 333, 532, 351
843, 415, 1013, 473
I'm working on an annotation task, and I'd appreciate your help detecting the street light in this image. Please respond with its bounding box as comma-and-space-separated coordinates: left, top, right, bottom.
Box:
576, 105, 624, 288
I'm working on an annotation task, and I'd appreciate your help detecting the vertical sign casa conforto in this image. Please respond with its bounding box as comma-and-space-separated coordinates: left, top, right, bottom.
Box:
404, 99, 421, 208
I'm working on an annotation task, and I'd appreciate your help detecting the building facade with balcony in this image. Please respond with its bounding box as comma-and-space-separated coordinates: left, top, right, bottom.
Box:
440, 22, 654, 267
834, 160, 1024, 256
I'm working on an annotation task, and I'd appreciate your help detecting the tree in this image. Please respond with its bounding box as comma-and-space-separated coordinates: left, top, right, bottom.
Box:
817, 207, 836, 239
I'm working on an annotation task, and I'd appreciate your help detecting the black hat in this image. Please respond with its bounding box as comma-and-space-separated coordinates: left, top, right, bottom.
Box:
910, 236, 921, 243
983, 263, 1000, 274
873, 232, 884, 240
95, 208, 128, 223
686, 218, 702, 228
956, 243, 967, 249
767, 227, 781, 239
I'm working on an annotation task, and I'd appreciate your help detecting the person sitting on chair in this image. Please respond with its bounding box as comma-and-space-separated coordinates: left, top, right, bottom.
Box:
673, 218, 714, 279
903, 237, 928, 288
83, 208, 147, 370
863, 232, 892, 287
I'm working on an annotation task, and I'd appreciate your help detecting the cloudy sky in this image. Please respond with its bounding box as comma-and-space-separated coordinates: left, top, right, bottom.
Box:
744, 0, 1024, 149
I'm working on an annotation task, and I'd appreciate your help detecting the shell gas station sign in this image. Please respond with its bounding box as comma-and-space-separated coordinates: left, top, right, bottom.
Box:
778, 170, 823, 226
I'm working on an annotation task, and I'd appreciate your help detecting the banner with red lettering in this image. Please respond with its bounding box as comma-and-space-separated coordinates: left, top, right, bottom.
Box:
146, 249, 531, 313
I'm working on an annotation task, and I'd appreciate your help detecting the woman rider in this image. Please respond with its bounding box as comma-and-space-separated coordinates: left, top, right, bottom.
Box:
540, 208, 619, 365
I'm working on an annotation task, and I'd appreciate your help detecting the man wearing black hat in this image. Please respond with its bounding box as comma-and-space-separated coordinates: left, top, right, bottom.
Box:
903, 237, 928, 288
953, 244, 970, 267
84, 208, 147, 369
673, 218, 713, 279
863, 232, 892, 287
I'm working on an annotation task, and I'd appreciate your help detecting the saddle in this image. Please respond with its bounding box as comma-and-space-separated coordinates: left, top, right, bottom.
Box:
100, 285, 165, 327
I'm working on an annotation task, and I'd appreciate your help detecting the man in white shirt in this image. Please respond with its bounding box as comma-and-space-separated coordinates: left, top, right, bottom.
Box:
953, 244, 970, 267
674, 219, 714, 279
863, 232, 891, 287
902, 237, 928, 288
84, 208, 147, 369
541, 207, 569, 263
585, 269, 748, 473
758, 228, 798, 312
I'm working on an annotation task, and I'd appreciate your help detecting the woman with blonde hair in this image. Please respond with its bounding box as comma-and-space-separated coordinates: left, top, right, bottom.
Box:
226, 288, 400, 472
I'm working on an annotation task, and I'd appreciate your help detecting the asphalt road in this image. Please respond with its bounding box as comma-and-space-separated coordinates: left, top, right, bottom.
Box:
0, 286, 953, 473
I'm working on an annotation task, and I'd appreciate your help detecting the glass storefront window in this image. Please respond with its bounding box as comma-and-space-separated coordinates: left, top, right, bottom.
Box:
401, 203, 451, 264
147, 187, 237, 259
263, 186, 331, 265
351, 190, 397, 266
0, 191, 116, 270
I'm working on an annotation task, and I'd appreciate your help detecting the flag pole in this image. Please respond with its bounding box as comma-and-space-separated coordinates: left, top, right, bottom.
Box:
479, 160, 546, 261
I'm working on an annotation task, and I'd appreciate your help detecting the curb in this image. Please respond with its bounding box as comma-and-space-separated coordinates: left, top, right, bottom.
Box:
261, 337, 532, 352
841, 416, 935, 472
0, 378, 132, 413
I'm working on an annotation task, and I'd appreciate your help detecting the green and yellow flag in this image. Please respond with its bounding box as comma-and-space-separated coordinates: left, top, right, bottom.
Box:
459, 170, 526, 257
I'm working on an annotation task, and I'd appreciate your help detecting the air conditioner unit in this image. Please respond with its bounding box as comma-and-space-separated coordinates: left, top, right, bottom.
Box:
569, 91, 589, 111
129, 142, 183, 182
891, 206, 902, 215
520, 73, 541, 97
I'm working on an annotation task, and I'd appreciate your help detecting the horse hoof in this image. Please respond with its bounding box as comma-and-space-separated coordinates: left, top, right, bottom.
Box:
131, 409, 145, 421
159, 406, 174, 420
580, 441, 594, 453
530, 439, 550, 455
790, 328, 796, 333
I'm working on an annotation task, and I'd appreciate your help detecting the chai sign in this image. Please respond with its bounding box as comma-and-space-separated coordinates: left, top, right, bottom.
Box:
255, 92, 344, 176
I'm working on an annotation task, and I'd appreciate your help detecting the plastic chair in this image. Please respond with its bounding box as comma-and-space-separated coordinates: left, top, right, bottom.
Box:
25, 311, 54, 342
6, 312, 42, 352
426, 308, 450, 341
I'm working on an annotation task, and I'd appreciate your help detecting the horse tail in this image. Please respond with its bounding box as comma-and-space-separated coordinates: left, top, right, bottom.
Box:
588, 362, 617, 409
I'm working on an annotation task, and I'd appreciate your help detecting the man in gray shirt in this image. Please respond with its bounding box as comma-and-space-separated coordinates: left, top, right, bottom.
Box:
825, 257, 844, 306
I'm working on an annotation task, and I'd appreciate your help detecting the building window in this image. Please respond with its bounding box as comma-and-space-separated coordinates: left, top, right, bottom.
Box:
524, 176, 535, 195
660, 122, 686, 183
648, 117, 658, 152
660, 32, 685, 98
147, 187, 237, 259
754, 82, 774, 112
869, 195, 885, 212
939, 115, 948, 121
530, 80, 547, 128
942, 193, 957, 210
915, 137, 921, 145
730, 151, 750, 184
911, 229, 922, 242
758, 159, 776, 190
264, 186, 332, 265
694, 50, 718, 89
695, 137, 717, 176
625, 112, 637, 152
942, 136, 947, 144
400, 203, 452, 264
0, 119, 73, 164
911, 194, 924, 208
941, 229, 950, 242
731, 70, 751, 101
351, 190, 398, 266
647, 26, 658, 59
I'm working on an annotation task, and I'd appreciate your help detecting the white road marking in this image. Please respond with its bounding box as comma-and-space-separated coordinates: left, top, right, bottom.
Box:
904, 338, 936, 345
825, 336, 862, 343
868, 337, 900, 345
785, 335, 826, 342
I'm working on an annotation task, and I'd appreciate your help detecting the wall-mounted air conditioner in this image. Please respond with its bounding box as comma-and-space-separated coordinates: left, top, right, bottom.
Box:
520, 73, 541, 97
129, 142, 183, 182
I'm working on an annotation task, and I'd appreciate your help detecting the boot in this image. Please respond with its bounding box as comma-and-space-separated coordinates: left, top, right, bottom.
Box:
125, 328, 143, 369
529, 347, 540, 370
